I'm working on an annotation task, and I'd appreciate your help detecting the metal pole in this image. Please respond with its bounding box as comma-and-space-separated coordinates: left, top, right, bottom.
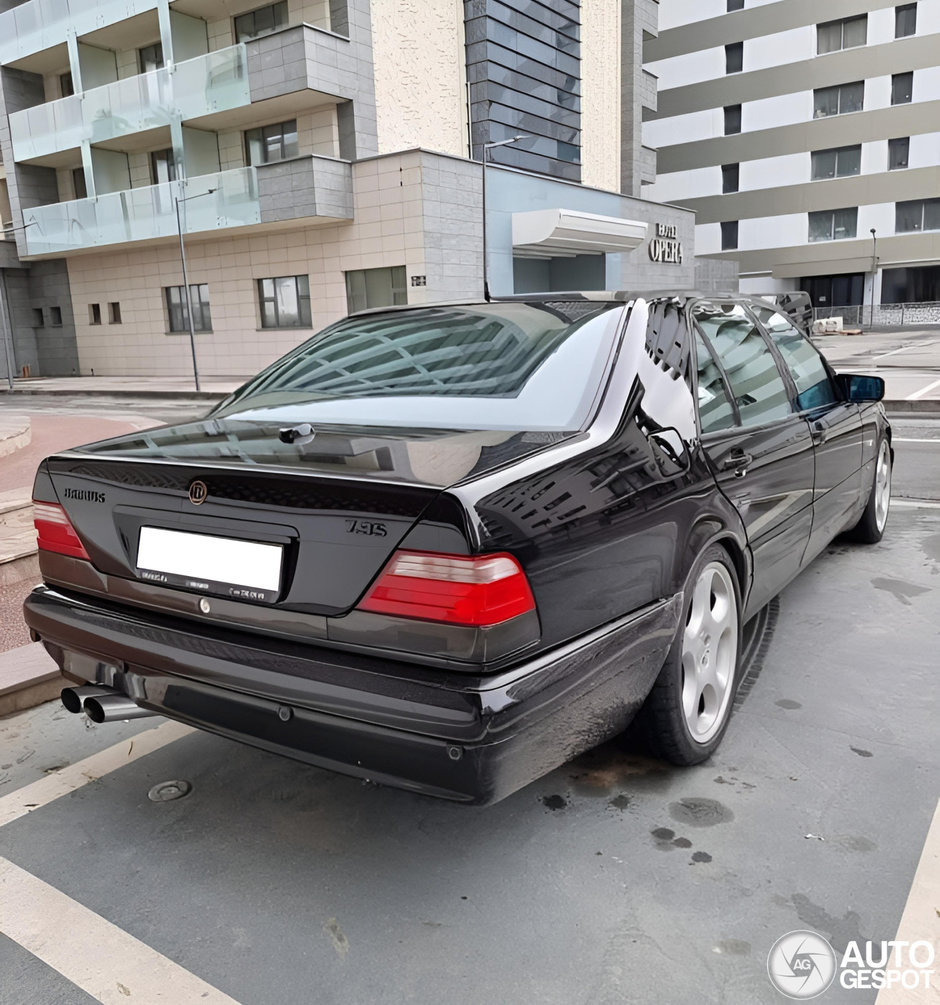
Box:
869, 228, 877, 329
174, 189, 215, 392
480, 136, 529, 302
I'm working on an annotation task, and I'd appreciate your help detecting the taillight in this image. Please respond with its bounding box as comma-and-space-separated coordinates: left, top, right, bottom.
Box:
358, 550, 535, 627
33, 501, 91, 560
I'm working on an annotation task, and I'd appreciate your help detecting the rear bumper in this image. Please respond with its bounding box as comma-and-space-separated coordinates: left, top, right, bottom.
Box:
24, 586, 681, 804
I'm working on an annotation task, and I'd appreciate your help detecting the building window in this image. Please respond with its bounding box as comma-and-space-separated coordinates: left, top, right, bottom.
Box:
138, 42, 164, 73
811, 145, 861, 180
32, 308, 44, 327
245, 120, 298, 165
150, 148, 178, 185
72, 167, 87, 200
891, 72, 913, 105
722, 164, 739, 193
108, 302, 122, 324
720, 221, 738, 250
725, 42, 743, 74
895, 3, 917, 38
234, 2, 289, 42
817, 15, 867, 54
727, 0, 745, 10
724, 104, 742, 135
89, 303, 102, 325
258, 275, 311, 328
888, 137, 910, 170
59, 72, 74, 97
50, 306, 63, 326
345, 266, 408, 314
808, 207, 858, 242
896, 199, 940, 233
813, 81, 864, 118
166, 285, 212, 332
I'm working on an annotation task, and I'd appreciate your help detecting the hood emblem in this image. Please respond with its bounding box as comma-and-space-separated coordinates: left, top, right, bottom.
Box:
189, 480, 208, 505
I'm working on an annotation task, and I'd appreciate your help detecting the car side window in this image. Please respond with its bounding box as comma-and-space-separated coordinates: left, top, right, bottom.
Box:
754, 307, 840, 411
692, 303, 792, 427
693, 330, 737, 432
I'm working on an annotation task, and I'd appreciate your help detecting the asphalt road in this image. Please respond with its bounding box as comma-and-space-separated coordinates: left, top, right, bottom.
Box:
0, 414, 937, 1005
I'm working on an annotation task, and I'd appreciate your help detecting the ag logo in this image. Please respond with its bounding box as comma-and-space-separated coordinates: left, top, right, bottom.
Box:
188, 480, 208, 506
767, 930, 836, 999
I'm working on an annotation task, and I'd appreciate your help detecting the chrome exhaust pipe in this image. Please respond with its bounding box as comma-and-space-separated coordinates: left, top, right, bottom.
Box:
83, 693, 157, 724
61, 685, 118, 714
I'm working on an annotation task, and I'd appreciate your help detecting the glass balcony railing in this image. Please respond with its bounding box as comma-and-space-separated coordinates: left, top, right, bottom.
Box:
21, 167, 261, 256
10, 45, 250, 162
0, 0, 159, 64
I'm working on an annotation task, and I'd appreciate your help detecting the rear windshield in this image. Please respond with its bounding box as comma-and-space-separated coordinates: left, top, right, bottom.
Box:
213, 302, 625, 431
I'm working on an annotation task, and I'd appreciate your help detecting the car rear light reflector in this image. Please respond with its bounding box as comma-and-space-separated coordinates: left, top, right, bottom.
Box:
358, 550, 535, 627
33, 501, 91, 560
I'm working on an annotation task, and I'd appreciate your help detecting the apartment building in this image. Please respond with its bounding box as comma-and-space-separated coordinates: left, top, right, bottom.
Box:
0, 0, 698, 379
643, 0, 940, 317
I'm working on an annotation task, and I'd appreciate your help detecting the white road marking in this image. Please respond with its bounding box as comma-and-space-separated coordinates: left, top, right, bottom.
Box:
0, 856, 242, 1005
906, 378, 940, 401
875, 800, 940, 1005
893, 500, 940, 510
894, 438, 940, 444
0, 720, 192, 829
872, 345, 914, 360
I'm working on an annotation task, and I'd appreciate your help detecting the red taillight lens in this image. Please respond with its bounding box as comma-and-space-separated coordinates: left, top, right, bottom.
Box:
33, 501, 91, 560
358, 550, 536, 627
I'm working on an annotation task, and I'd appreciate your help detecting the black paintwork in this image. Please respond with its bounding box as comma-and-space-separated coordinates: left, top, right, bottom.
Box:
24, 292, 889, 803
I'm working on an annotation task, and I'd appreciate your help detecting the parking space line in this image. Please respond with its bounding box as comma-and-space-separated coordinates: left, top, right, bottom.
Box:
0, 720, 192, 829
893, 500, 940, 510
872, 346, 914, 360
0, 855, 242, 1005
906, 378, 940, 401
894, 438, 940, 444
875, 800, 940, 1005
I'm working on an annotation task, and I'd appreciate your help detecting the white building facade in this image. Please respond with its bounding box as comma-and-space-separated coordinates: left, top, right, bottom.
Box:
643, 0, 940, 320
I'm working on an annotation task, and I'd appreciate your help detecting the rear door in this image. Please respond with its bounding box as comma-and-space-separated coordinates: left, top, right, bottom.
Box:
751, 305, 863, 558
691, 301, 815, 618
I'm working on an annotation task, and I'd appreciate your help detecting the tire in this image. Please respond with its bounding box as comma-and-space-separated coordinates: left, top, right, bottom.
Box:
640, 545, 742, 766
844, 436, 891, 544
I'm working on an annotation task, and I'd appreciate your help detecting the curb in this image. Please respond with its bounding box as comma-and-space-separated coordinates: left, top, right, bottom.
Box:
3, 387, 228, 400
884, 400, 940, 414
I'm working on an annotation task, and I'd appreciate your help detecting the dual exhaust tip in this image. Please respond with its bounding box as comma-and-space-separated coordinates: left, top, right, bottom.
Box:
61, 685, 157, 723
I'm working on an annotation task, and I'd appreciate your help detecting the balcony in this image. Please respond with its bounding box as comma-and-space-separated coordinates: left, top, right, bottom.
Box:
10, 45, 250, 162
19, 158, 352, 257
0, 0, 160, 65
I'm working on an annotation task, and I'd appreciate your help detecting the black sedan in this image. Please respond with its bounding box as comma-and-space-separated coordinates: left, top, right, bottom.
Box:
24, 293, 891, 804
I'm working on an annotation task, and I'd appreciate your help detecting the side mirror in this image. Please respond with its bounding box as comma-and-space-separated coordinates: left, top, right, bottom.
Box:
836, 373, 885, 403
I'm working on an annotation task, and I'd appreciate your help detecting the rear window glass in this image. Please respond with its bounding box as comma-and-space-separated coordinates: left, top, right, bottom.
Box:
214, 302, 624, 431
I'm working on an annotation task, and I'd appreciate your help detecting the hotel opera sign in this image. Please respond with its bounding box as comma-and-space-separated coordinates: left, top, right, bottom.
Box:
648, 223, 684, 264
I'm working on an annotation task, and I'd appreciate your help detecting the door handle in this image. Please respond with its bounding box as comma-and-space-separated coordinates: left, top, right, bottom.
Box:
812, 421, 828, 444
720, 450, 753, 476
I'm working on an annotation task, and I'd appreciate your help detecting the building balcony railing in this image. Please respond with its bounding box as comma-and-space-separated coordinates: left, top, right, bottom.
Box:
19, 157, 353, 257
0, 0, 159, 65
21, 167, 260, 257
9, 45, 250, 162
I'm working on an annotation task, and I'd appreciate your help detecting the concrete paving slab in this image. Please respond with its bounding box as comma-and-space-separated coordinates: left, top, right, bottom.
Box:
0, 643, 61, 718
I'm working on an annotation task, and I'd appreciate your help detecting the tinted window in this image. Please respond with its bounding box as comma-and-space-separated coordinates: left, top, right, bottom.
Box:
693, 331, 736, 432
693, 304, 791, 427
215, 303, 623, 432
888, 136, 910, 169
755, 308, 838, 410
724, 104, 742, 134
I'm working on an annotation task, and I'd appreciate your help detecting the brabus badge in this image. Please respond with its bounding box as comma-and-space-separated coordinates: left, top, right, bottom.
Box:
188, 480, 208, 505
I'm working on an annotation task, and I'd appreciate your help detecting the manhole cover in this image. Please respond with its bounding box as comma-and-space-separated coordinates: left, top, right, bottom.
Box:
148, 779, 193, 802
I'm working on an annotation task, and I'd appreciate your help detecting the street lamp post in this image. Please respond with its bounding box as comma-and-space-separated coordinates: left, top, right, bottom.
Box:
175, 188, 216, 392
869, 228, 878, 329
480, 135, 529, 301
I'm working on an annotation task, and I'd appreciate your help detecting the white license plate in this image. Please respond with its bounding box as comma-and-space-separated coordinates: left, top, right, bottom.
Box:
137, 527, 282, 593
